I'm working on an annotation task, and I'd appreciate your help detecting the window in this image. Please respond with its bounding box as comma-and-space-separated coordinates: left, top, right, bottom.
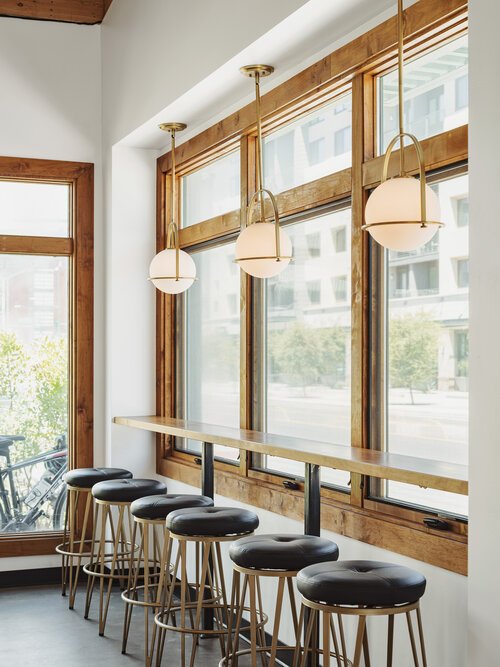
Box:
456, 196, 469, 227
333, 276, 348, 302
181, 151, 240, 228
307, 280, 321, 304
334, 126, 352, 156
177, 242, 240, 462
378, 35, 468, 152
373, 173, 469, 517
156, 5, 468, 573
455, 74, 468, 111
456, 258, 469, 288
0, 158, 93, 550
306, 233, 321, 257
0, 181, 69, 237
257, 209, 351, 488
333, 226, 346, 253
264, 94, 352, 194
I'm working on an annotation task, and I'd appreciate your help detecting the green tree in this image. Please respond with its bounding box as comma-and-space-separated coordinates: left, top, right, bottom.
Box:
27, 337, 68, 443
389, 312, 439, 404
271, 324, 319, 394
317, 327, 347, 388
269, 324, 349, 393
0, 333, 67, 462
0, 331, 27, 410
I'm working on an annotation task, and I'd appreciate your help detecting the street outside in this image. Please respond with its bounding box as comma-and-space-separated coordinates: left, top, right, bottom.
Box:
191, 382, 468, 516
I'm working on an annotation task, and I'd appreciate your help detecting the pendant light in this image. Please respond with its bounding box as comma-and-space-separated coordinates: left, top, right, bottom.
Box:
363, 0, 443, 251
149, 122, 197, 294
235, 65, 292, 278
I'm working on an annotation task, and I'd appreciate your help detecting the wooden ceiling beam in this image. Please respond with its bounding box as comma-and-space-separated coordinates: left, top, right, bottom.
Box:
0, 0, 114, 25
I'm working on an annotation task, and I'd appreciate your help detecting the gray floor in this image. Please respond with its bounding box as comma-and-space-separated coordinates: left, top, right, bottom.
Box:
0, 584, 223, 667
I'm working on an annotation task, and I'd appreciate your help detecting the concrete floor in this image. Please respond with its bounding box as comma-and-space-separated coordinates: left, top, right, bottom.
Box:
0, 585, 223, 667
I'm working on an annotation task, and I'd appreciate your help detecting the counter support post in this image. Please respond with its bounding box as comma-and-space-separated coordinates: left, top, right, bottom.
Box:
201, 441, 215, 632
304, 463, 321, 667
201, 441, 214, 499
304, 463, 321, 536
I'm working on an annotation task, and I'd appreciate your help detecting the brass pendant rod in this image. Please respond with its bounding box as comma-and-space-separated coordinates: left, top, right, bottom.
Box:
163, 128, 180, 280
254, 73, 266, 224
397, 0, 405, 176
171, 129, 180, 280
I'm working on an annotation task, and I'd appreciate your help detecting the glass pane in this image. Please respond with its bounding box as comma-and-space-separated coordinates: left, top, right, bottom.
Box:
181, 151, 240, 227
0, 255, 69, 533
385, 173, 469, 516
182, 243, 240, 461
263, 94, 352, 195
263, 209, 351, 487
0, 181, 70, 237
378, 35, 468, 153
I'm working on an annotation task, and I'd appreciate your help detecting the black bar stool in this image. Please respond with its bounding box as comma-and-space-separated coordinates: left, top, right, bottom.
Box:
152, 506, 260, 667
83, 478, 167, 636
56, 467, 133, 609
121, 493, 214, 663
222, 534, 340, 667
296, 560, 428, 667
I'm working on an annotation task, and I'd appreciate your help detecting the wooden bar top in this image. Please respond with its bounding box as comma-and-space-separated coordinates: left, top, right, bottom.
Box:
113, 415, 468, 496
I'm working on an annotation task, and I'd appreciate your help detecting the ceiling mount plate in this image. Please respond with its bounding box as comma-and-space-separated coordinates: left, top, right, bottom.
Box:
159, 122, 187, 133
240, 64, 274, 78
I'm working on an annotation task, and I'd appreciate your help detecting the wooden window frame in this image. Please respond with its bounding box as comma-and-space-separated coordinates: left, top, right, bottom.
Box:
0, 156, 94, 558
155, 0, 468, 575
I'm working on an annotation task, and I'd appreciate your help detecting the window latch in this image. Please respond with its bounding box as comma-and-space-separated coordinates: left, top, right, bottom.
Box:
423, 517, 450, 531
193, 457, 202, 466
283, 480, 300, 491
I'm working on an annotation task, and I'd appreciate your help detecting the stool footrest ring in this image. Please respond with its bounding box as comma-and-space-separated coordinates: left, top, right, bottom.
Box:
218, 646, 352, 667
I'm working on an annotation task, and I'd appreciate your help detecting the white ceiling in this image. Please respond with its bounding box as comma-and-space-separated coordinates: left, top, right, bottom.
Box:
121, 0, 404, 151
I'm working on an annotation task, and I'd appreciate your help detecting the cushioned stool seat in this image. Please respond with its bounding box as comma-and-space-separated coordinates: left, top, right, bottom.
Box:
297, 560, 426, 607
230, 534, 339, 571
64, 467, 132, 488
92, 478, 167, 503
130, 493, 214, 520
166, 506, 259, 537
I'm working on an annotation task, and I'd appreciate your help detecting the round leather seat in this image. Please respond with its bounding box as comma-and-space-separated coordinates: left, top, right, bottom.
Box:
166, 506, 259, 537
92, 478, 167, 503
65, 467, 133, 489
230, 534, 339, 571
297, 560, 426, 607
131, 494, 214, 520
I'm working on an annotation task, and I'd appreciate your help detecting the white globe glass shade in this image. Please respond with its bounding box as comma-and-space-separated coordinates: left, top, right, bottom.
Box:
235, 222, 292, 279
149, 248, 196, 294
365, 176, 441, 251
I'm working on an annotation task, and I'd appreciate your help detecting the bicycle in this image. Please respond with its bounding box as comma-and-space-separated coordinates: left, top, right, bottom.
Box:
0, 434, 67, 533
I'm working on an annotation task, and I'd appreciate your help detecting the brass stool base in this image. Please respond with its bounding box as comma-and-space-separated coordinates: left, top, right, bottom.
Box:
58, 485, 93, 609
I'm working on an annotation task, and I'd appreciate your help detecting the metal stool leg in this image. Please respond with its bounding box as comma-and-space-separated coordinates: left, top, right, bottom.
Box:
352, 616, 366, 667
69, 490, 92, 609
416, 605, 428, 667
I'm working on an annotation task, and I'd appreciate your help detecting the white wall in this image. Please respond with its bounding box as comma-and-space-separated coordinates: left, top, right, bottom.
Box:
468, 0, 500, 664
106, 144, 158, 476
0, 17, 102, 571
101, 0, 310, 146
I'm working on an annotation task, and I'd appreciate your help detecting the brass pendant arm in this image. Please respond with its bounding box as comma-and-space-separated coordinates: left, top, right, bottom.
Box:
247, 188, 283, 261
382, 131, 428, 226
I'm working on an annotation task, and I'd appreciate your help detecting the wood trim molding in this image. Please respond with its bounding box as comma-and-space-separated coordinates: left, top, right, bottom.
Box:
160, 457, 467, 576
0, 0, 113, 24
0, 235, 73, 255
